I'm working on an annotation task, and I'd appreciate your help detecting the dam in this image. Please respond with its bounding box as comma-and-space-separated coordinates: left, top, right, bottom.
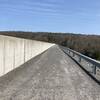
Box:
0, 35, 100, 100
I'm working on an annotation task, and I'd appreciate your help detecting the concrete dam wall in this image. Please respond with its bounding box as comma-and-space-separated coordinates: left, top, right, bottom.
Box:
0, 35, 55, 76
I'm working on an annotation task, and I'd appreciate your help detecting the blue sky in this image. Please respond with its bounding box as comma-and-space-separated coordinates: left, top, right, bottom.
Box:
0, 0, 100, 35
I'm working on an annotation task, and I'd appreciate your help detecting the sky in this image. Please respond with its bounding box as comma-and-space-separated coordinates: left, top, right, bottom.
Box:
0, 0, 100, 35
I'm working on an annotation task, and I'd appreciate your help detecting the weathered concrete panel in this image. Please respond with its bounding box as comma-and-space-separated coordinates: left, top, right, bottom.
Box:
4, 37, 15, 74
31, 40, 53, 58
0, 36, 4, 76
25, 40, 33, 62
0, 35, 55, 76
14, 38, 24, 68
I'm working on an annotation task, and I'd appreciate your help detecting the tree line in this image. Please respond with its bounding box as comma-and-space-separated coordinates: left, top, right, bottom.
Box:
0, 31, 100, 60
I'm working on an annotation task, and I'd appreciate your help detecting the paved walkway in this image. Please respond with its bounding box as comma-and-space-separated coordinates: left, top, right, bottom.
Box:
0, 45, 100, 100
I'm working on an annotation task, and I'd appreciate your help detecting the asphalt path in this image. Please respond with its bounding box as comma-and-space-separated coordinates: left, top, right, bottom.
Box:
0, 45, 100, 100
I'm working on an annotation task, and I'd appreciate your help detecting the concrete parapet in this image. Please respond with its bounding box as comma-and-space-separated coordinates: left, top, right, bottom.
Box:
0, 35, 55, 76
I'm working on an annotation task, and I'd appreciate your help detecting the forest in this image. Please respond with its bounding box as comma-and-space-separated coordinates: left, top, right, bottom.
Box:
0, 31, 100, 61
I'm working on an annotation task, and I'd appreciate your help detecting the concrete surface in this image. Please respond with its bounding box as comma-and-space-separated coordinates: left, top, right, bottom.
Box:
0, 35, 54, 76
0, 45, 100, 100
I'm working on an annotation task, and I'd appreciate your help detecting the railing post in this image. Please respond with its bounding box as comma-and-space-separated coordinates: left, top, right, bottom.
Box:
69, 50, 70, 54
92, 65, 96, 74
72, 52, 75, 57
67, 50, 68, 53
79, 57, 81, 62
68, 50, 69, 54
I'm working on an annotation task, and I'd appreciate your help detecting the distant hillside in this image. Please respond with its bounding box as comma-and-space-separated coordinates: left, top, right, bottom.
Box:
0, 31, 100, 61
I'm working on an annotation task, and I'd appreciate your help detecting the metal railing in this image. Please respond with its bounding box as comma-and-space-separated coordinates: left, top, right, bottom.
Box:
61, 46, 100, 77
